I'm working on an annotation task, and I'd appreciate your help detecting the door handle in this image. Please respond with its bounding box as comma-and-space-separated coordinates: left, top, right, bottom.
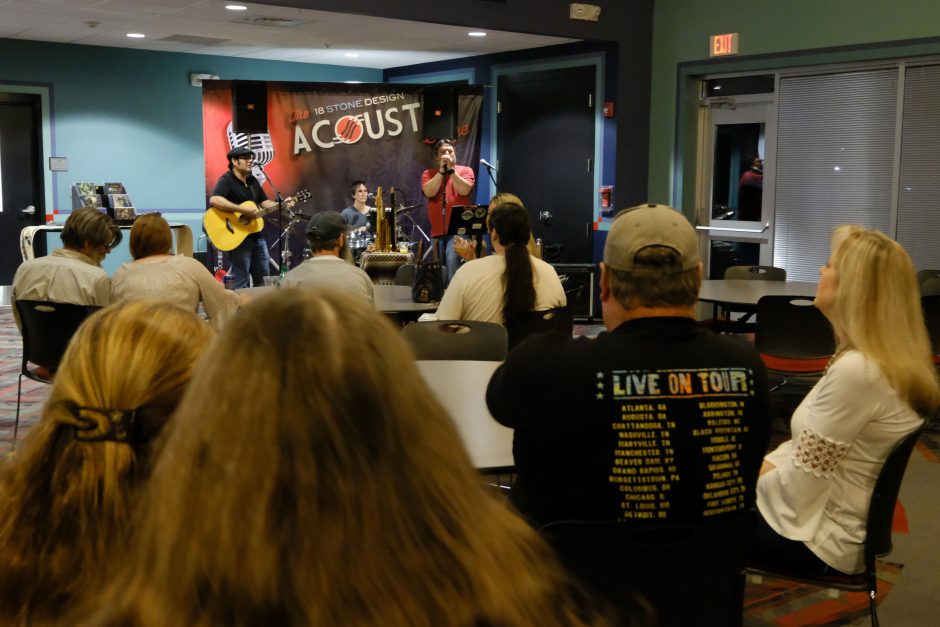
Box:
21, 205, 36, 216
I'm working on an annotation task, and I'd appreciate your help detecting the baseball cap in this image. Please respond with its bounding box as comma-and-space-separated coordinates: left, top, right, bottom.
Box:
226, 146, 253, 160
603, 203, 699, 274
305, 211, 347, 241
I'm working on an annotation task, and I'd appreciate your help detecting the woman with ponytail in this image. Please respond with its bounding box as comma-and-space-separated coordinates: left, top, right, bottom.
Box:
435, 201, 566, 324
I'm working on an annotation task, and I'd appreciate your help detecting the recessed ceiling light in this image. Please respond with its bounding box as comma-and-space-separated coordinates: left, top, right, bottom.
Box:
126, 33, 145, 38
344, 52, 360, 58
468, 31, 487, 37
225, 4, 248, 10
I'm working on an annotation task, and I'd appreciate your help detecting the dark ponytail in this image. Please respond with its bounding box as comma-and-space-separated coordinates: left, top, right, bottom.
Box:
490, 203, 535, 323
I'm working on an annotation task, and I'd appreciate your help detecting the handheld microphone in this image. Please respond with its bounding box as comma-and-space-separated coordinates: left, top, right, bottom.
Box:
367, 192, 375, 200
480, 158, 498, 172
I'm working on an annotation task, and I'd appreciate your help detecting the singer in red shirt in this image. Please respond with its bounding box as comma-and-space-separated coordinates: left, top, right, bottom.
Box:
421, 140, 475, 283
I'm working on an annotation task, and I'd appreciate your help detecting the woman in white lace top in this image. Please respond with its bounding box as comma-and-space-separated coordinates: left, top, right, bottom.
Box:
112, 214, 242, 330
752, 225, 940, 575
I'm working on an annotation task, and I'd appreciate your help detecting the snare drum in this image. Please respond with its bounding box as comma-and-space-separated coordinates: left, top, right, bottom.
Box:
347, 230, 374, 260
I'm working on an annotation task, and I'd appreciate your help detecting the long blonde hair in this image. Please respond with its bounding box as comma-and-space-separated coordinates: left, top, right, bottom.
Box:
84, 289, 610, 626
0, 301, 213, 623
829, 225, 940, 415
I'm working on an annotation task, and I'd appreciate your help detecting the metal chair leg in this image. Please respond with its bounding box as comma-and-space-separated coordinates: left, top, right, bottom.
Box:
14, 373, 23, 447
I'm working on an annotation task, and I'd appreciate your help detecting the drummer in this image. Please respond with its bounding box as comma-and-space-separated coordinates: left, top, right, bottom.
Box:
340, 180, 374, 232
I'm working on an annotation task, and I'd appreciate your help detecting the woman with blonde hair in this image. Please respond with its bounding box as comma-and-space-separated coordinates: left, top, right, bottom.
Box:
83, 289, 614, 627
111, 213, 242, 330
752, 225, 940, 576
0, 301, 213, 623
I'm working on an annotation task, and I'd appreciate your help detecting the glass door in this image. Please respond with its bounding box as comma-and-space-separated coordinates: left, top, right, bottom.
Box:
695, 95, 776, 279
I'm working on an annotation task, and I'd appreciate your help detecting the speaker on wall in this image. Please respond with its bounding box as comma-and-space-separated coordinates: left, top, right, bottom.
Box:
422, 86, 456, 140
232, 80, 268, 134
551, 263, 596, 320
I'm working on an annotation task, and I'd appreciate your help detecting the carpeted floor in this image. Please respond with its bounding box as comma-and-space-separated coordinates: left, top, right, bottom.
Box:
0, 305, 937, 624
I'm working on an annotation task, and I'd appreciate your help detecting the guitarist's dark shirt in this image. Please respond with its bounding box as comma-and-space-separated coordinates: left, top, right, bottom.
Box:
210, 171, 268, 212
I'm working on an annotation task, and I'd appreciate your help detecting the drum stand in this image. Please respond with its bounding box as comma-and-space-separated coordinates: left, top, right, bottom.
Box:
269, 212, 306, 273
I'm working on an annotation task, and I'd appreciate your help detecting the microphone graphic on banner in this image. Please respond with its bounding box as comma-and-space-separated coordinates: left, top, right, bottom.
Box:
226, 121, 274, 184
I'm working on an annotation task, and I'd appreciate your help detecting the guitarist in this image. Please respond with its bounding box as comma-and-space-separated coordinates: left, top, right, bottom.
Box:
209, 147, 281, 288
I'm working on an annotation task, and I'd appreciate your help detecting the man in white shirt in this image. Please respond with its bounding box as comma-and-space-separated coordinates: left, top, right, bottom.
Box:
11, 206, 121, 332
281, 211, 375, 306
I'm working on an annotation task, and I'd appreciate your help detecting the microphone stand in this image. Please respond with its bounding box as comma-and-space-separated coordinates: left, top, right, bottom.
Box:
257, 161, 295, 274
439, 165, 451, 261
483, 162, 498, 189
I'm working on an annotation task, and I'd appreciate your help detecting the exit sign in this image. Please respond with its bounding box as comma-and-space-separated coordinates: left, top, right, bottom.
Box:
709, 33, 739, 57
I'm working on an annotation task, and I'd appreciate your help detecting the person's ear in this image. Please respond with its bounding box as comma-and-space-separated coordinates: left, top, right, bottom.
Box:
599, 262, 611, 302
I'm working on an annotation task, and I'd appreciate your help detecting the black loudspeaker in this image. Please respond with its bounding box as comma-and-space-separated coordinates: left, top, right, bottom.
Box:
422, 86, 456, 140
232, 80, 268, 134
552, 263, 596, 320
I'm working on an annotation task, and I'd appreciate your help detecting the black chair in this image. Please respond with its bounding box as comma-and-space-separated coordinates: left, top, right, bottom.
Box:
540, 512, 753, 627
504, 306, 574, 351
401, 320, 507, 361
14, 300, 100, 443
921, 295, 940, 360
720, 265, 787, 332
393, 262, 416, 286
922, 278, 940, 298
755, 295, 835, 391
916, 268, 940, 289
748, 428, 923, 627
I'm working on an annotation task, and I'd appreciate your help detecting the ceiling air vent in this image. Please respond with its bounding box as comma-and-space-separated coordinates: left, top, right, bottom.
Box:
235, 16, 308, 28
159, 35, 229, 46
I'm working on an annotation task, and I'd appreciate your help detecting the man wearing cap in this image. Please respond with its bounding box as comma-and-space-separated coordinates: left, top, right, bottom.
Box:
281, 211, 374, 305
486, 204, 770, 528
209, 147, 280, 288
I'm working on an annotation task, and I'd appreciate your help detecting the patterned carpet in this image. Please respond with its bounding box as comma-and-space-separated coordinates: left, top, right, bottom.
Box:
0, 307, 47, 456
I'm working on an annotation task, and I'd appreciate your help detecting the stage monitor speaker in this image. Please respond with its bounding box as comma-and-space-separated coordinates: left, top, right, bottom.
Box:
551, 263, 596, 320
232, 80, 268, 134
422, 86, 456, 140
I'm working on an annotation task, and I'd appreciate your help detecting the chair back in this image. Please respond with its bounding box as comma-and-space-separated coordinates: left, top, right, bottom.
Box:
401, 320, 507, 361
922, 278, 940, 297
916, 268, 940, 288
504, 306, 573, 351
865, 428, 922, 565
540, 512, 752, 627
755, 296, 835, 360
724, 265, 786, 281
921, 296, 940, 357
393, 262, 416, 286
15, 300, 99, 372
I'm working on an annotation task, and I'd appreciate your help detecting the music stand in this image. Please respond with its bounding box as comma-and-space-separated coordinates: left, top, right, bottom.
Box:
447, 204, 489, 259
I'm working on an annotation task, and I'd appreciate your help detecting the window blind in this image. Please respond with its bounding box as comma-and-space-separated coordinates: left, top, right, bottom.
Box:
773, 69, 898, 281
896, 63, 940, 271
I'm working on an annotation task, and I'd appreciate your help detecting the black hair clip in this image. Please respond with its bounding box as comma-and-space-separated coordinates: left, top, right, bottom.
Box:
65, 401, 139, 444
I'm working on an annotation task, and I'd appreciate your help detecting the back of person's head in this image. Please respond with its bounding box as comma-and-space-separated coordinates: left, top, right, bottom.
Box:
305, 210, 347, 254
84, 289, 611, 627
827, 224, 940, 415
489, 191, 524, 209
0, 301, 212, 622
129, 213, 172, 260
603, 204, 701, 310
60, 206, 122, 252
490, 202, 535, 323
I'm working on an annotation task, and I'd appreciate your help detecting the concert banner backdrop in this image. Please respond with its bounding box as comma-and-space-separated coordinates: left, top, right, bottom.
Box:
202, 81, 483, 269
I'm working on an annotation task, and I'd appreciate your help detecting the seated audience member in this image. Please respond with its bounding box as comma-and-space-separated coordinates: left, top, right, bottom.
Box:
79, 289, 615, 627
281, 211, 375, 305
11, 206, 121, 332
454, 192, 541, 261
111, 213, 241, 330
486, 204, 771, 528
434, 202, 565, 324
752, 225, 940, 576
0, 301, 213, 624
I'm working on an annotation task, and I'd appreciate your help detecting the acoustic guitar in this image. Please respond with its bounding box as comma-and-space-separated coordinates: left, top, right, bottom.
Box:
204, 190, 311, 251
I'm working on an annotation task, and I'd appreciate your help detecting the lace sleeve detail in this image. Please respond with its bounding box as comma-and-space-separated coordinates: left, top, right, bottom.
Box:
791, 428, 849, 478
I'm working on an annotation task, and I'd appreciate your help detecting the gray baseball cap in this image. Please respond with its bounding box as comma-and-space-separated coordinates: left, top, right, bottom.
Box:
603, 203, 700, 274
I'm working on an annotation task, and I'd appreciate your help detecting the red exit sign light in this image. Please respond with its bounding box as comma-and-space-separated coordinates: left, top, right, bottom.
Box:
709, 33, 739, 57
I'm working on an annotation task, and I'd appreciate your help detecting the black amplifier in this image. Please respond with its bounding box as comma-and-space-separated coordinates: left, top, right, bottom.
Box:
551, 263, 596, 320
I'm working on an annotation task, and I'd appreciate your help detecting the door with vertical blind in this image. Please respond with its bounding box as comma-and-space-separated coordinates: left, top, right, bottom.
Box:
696, 97, 775, 279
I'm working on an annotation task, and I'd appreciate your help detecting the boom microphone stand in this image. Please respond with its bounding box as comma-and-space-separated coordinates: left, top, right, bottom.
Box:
256, 161, 302, 274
